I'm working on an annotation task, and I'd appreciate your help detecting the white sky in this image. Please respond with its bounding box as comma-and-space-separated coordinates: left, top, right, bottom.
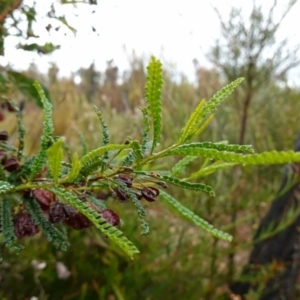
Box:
1, 0, 300, 83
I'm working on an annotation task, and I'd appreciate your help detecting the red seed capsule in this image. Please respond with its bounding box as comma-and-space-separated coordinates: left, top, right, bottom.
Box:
101, 209, 120, 226
0, 131, 8, 141
141, 187, 160, 202
117, 174, 133, 187
3, 156, 20, 172
33, 189, 55, 208
0, 111, 5, 122
14, 212, 40, 239
49, 202, 65, 223
114, 187, 129, 202
0, 149, 6, 163
63, 205, 93, 230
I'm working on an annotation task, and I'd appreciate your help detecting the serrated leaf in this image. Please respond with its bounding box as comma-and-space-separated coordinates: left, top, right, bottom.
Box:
30, 81, 54, 181
200, 77, 244, 121
160, 174, 215, 196
66, 152, 82, 182
131, 140, 143, 162
24, 197, 69, 251
165, 148, 300, 165
0, 181, 14, 193
48, 187, 140, 259
188, 161, 236, 179
141, 107, 150, 156
114, 179, 149, 235
134, 171, 214, 196
168, 142, 253, 156
178, 99, 206, 144
93, 106, 110, 148
33, 81, 54, 150
160, 191, 232, 242
171, 156, 197, 176
0, 197, 23, 253
47, 138, 64, 183
145, 57, 163, 154
80, 144, 132, 166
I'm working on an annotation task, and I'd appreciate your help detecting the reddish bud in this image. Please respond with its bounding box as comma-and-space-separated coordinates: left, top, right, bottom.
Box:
33, 189, 55, 208
49, 202, 65, 223
117, 174, 133, 187
63, 205, 93, 230
3, 156, 20, 172
101, 209, 120, 226
0, 111, 5, 122
14, 212, 40, 239
0, 149, 6, 163
0, 131, 8, 141
141, 187, 160, 202
114, 187, 129, 202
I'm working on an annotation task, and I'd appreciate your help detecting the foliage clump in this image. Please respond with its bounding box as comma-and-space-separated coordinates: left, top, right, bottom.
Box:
1, 57, 300, 260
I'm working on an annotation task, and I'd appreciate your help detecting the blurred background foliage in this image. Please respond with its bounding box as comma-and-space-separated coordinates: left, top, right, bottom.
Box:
1, 0, 300, 299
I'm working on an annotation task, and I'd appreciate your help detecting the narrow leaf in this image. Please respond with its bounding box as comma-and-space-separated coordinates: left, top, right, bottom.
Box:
24, 198, 69, 250
47, 138, 64, 183
171, 156, 197, 176
199, 77, 244, 121
80, 144, 131, 166
66, 152, 82, 182
0, 197, 23, 252
48, 187, 140, 259
114, 179, 149, 235
188, 161, 236, 179
165, 148, 300, 165
145, 57, 163, 153
178, 99, 206, 144
160, 191, 232, 242
0, 181, 14, 193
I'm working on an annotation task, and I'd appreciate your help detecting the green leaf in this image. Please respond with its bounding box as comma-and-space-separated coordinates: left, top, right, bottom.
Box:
122, 151, 136, 167
18, 42, 60, 54
145, 57, 163, 153
80, 144, 132, 166
0, 197, 23, 253
160, 191, 232, 242
78, 132, 88, 156
200, 78, 244, 121
141, 107, 150, 156
0, 181, 14, 193
24, 197, 70, 251
171, 156, 197, 177
8, 71, 52, 107
188, 161, 236, 179
114, 179, 149, 235
160, 174, 214, 196
47, 138, 64, 183
65, 152, 82, 182
166, 142, 253, 157
134, 171, 214, 196
165, 148, 300, 165
48, 187, 140, 259
131, 140, 143, 162
177, 99, 206, 144
30, 81, 54, 180
93, 106, 110, 149
33, 81, 54, 150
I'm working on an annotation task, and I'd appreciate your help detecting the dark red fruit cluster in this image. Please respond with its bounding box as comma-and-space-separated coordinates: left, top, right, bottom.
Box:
32, 188, 120, 230
101, 209, 120, 226
114, 174, 160, 203
14, 212, 40, 239
0, 134, 20, 172
0, 101, 16, 122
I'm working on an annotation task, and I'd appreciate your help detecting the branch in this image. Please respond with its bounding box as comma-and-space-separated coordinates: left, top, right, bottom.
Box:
0, 0, 23, 23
